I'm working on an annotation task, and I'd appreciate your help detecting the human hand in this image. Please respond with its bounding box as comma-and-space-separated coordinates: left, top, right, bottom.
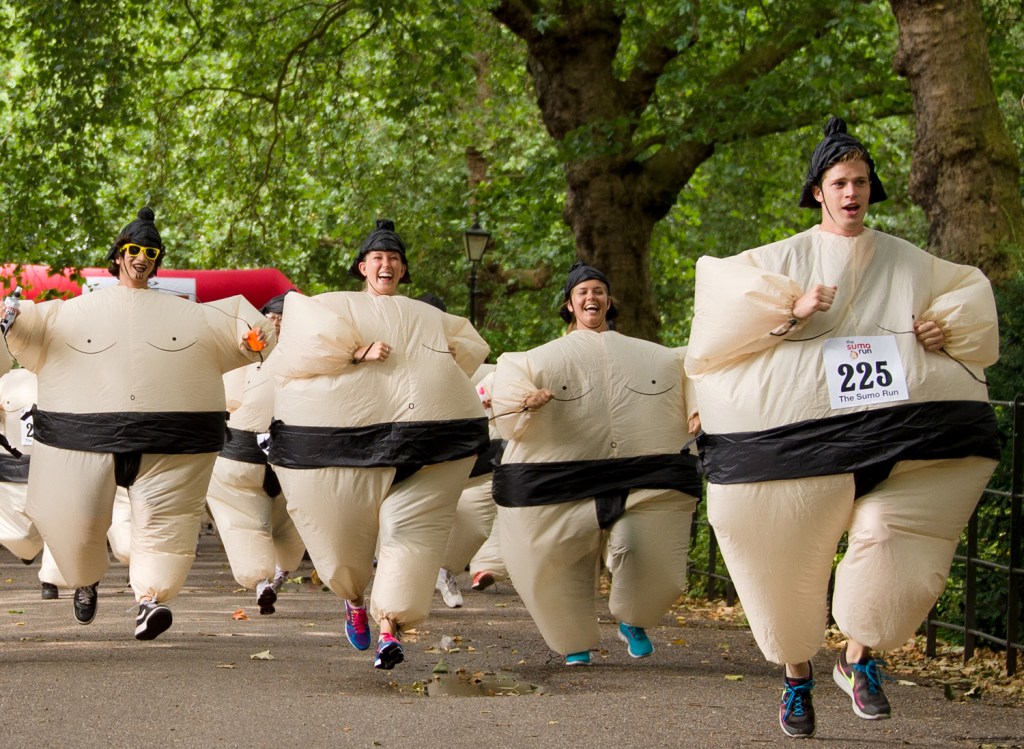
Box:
792, 284, 837, 320
244, 328, 266, 351
913, 320, 945, 351
354, 341, 393, 363
524, 389, 554, 410
688, 413, 702, 435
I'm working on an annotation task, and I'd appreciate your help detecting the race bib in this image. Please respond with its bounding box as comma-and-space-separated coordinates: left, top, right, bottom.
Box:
20, 408, 34, 446
822, 336, 909, 411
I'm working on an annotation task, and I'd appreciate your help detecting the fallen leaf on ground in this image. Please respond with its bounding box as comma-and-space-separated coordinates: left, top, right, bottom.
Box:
250, 650, 274, 660
725, 674, 744, 681
216, 663, 236, 669
232, 609, 249, 620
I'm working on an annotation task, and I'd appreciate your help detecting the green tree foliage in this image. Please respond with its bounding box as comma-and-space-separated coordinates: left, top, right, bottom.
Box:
0, 0, 1020, 354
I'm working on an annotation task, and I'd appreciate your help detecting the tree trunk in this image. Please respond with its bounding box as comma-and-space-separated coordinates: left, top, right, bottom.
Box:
889, 0, 1023, 283
492, 2, 699, 340
493, 0, 872, 340
563, 162, 703, 340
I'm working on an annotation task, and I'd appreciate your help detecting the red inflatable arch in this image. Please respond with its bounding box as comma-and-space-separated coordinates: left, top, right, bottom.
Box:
0, 264, 298, 310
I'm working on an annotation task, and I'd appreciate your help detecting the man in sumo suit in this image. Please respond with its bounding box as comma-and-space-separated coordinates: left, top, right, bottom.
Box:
685, 118, 1000, 738
3, 207, 274, 640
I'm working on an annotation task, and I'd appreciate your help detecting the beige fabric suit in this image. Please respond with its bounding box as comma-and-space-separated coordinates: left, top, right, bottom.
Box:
492, 330, 699, 656
685, 226, 998, 664
270, 291, 488, 630
206, 357, 304, 589
0, 365, 41, 561
0, 367, 131, 582
4, 286, 273, 602
440, 367, 508, 581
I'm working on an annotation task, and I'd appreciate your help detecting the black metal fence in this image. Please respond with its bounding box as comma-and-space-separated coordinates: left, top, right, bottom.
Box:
687, 397, 1024, 676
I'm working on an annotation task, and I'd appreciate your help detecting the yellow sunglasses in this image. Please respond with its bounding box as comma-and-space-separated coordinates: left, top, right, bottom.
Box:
121, 244, 162, 260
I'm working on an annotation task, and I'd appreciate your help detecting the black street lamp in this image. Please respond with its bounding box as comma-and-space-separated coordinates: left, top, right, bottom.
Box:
463, 217, 491, 327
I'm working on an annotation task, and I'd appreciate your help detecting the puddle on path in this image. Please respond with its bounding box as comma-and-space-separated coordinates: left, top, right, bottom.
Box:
415, 671, 543, 697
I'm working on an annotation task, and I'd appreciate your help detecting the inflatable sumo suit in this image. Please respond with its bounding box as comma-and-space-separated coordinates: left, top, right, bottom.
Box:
269, 290, 489, 630
440, 366, 509, 582
206, 295, 304, 590
0, 360, 38, 561
685, 122, 1000, 664
4, 280, 274, 604
492, 329, 701, 656
0, 367, 131, 583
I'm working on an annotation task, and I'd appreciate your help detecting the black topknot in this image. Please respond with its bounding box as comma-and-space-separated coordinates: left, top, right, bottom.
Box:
798, 116, 887, 209
106, 206, 165, 268
347, 218, 411, 284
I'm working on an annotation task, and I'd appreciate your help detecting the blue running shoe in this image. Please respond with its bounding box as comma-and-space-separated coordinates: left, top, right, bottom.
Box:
564, 650, 591, 666
345, 600, 371, 651
617, 622, 654, 658
374, 633, 404, 670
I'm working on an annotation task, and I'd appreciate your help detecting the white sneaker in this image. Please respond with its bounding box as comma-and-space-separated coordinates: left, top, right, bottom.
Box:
435, 568, 463, 608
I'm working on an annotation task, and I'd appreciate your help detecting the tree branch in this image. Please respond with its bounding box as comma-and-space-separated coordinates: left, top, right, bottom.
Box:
491, 0, 540, 45
636, 2, 900, 211
622, 12, 699, 115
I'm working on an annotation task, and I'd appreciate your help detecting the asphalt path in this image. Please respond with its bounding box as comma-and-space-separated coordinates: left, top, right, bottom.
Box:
1, 535, 1021, 748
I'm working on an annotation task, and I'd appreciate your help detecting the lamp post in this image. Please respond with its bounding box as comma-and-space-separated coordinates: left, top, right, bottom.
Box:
463, 217, 491, 327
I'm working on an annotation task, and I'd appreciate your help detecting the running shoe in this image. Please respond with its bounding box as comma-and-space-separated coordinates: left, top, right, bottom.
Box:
135, 600, 173, 640
73, 582, 98, 625
345, 600, 371, 651
471, 570, 495, 591
617, 622, 654, 658
435, 567, 464, 608
564, 650, 591, 666
374, 633, 404, 670
256, 580, 277, 615
833, 649, 892, 719
779, 673, 816, 738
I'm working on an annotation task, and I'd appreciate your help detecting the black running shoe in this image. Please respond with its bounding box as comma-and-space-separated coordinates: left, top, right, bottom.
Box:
135, 600, 173, 640
73, 582, 98, 625
833, 649, 892, 719
373, 633, 404, 670
779, 673, 816, 739
257, 581, 277, 615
